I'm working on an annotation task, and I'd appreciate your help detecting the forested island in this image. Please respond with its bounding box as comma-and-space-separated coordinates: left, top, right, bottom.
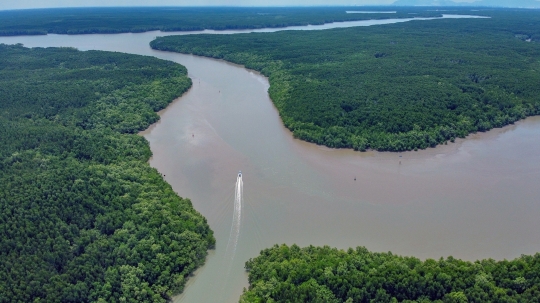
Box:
151, 9, 540, 151
0, 44, 214, 302
240, 244, 540, 302
2, 6, 540, 303
0, 7, 445, 36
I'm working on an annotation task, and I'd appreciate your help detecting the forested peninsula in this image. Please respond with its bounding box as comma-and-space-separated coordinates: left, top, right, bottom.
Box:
151, 9, 540, 151
0, 7, 444, 36
0, 44, 214, 302
240, 244, 540, 302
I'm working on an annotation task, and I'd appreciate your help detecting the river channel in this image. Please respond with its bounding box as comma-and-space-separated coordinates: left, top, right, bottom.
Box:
1, 14, 539, 303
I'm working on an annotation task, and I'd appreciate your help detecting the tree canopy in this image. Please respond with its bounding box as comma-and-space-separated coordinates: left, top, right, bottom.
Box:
241, 244, 540, 302
0, 7, 445, 36
151, 9, 540, 151
0, 44, 214, 303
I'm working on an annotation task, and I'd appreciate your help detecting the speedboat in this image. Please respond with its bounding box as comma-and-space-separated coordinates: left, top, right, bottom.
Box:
238, 171, 242, 178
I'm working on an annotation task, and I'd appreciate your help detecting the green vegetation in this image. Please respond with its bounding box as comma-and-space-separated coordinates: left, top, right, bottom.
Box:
0, 7, 445, 36
241, 244, 540, 302
151, 9, 540, 151
0, 44, 214, 303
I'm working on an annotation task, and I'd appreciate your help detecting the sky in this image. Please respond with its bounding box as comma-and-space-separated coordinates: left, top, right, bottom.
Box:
0, 0, 481, 11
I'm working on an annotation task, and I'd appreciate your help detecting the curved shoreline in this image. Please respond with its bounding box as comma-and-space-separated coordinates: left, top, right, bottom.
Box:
145, 49, 540, 161
1, 14, 539, 303
138, 46, 540, 302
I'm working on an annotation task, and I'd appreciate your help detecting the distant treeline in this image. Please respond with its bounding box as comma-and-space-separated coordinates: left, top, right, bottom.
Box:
151, 9, 540, 151
0, 7, 450, 36
240, 244, 540, 302
0, 44, 214, 302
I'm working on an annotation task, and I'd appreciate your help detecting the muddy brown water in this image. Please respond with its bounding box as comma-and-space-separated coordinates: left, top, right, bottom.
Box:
1, 14, 538, 303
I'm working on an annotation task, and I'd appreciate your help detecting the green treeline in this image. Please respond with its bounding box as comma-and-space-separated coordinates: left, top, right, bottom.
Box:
0, 44, 214, 303
0, 7, 445, 36
240, 244, 540, 302
151, 9, 540, 151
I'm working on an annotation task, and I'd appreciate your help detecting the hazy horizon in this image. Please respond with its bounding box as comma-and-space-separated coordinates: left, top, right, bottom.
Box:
2, 0, 540, 11
1, 0, 485, 11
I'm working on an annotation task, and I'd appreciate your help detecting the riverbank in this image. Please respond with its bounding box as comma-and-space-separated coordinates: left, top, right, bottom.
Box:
0, 7, 470, 36
150, 11, 537, 152
0, 44, 213, 303
1, 13, 539, 302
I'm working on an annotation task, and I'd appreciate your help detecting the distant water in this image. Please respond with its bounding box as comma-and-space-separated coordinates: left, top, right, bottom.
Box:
346, 11, 397, 13
1, 14, 532, 303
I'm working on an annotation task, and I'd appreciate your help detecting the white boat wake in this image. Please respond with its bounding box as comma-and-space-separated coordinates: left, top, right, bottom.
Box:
225, 171, 243, 260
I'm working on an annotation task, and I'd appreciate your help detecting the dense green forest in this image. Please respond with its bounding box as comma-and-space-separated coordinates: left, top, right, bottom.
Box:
151, 9, 540, 151
240, 244, 540, 302
0, 44, 214, 302
0, 7, 447, 36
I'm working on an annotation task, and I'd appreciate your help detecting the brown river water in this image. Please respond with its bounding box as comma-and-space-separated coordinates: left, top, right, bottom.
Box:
1, 15, 538, 303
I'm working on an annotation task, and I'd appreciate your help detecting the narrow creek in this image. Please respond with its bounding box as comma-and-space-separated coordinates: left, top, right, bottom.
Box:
1, 14, 538, 303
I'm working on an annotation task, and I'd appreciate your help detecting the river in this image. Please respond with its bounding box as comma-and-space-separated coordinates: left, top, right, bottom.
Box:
1, 14, 538, 303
